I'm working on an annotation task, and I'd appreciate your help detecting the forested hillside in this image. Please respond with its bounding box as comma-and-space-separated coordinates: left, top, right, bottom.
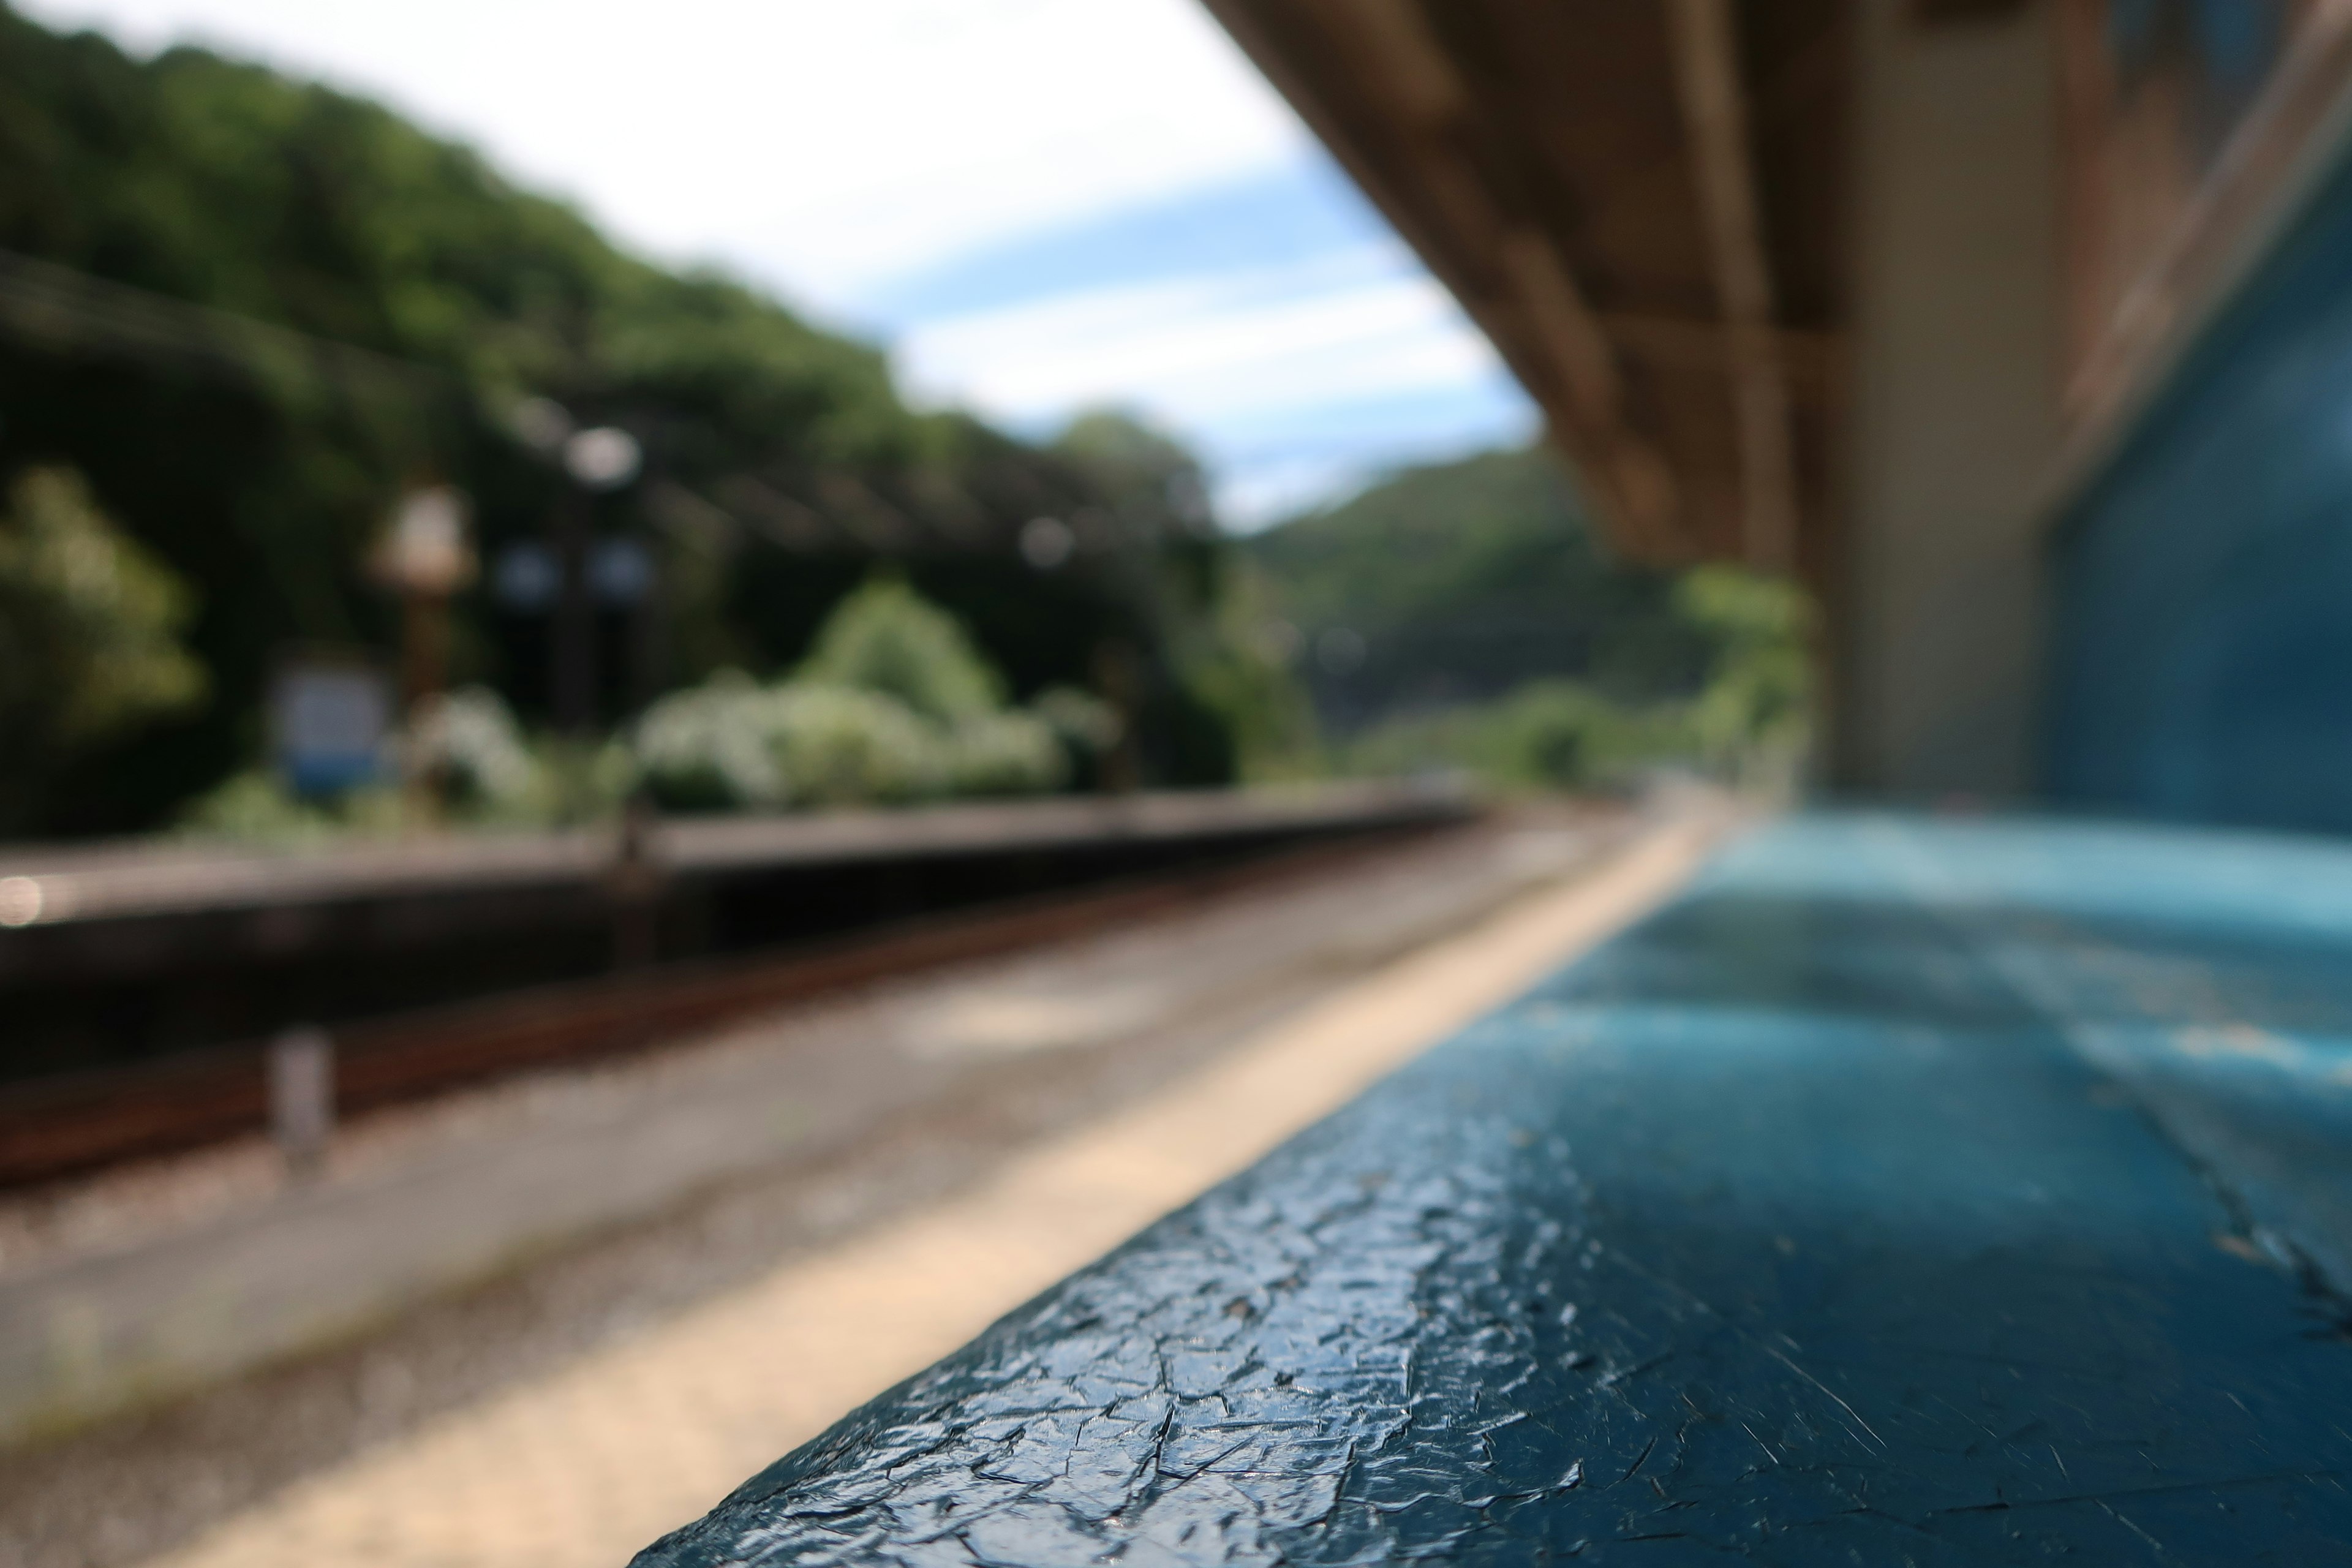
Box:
1245, 447, 1714, 729
0, 4, 1249, 835
1245, 446, 1808, 790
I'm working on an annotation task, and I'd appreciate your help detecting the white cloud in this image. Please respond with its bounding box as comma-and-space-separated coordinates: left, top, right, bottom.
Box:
15, 0, 1310, 312
895, 248, 1507, 426
891, 247, 1534, 526
1215, 456, 1385, 529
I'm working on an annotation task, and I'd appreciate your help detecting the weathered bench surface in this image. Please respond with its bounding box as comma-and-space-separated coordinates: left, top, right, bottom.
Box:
636, 815, 2352, 1566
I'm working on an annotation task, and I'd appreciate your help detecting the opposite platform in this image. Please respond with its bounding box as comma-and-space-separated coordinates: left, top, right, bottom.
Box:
641, 813, 2352, 1566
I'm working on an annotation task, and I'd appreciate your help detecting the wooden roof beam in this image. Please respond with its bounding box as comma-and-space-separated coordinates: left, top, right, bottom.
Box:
1494, 227, 1681, 542
1352, 0, 1686, 550
1666, 0, 1801, 573
1597, 312, 1838, 388
1322, 0, 1679, 546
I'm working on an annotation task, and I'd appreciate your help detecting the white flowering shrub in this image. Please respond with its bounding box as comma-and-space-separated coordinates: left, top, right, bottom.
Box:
633, 671, 788, 809
768, 684, 949, 805
634, 584, 1109, 813
946, 710, 1068, 796
405, 686, 544, 814
635, 676, 964, 810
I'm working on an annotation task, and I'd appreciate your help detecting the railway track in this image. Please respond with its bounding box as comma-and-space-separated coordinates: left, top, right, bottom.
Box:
0, 823, 1463, 1189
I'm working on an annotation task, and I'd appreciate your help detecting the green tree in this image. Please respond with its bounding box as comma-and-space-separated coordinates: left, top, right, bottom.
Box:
1677, 565, 1812, 783
0, 467, 206, 832
796, 576, 1006, 723
1046, 409, 1313, 785
1052, 410, 1213, 534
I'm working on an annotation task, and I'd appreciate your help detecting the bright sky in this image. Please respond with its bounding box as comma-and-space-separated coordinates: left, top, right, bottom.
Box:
18, 0, 1536, 524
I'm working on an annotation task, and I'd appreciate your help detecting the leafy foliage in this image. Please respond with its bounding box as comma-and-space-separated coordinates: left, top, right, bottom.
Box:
633, 580, 1090, 813
636, 682, 954, 810
1344, 681, 1687, 793
1675, 567, 1813, 780
179, 769, 407, 844
796, 577, 1006, 723
0, 467, 206, 833
405, 685, 555, 820
1174, 559, 1321, 782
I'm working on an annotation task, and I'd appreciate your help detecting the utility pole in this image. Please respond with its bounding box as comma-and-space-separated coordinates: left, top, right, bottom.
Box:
515, 401, 642, 736
550, 480, 595, 734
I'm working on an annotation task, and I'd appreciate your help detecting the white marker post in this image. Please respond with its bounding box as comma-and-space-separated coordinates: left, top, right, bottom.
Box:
270, 1025, 336, 1180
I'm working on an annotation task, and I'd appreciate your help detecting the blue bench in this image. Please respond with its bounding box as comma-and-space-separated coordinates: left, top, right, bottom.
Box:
635, 814, 2352, 1564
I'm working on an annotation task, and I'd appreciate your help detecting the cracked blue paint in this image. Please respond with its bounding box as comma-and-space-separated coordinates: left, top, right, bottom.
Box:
635, 815, 2352, 1564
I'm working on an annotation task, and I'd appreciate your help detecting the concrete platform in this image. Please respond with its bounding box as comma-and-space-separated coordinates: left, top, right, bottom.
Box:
0, 783, 1466, 939
635, 812, 2352, 1566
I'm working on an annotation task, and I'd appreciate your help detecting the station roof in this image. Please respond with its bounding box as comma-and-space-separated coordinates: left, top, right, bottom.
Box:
1197, 0, 1855, 574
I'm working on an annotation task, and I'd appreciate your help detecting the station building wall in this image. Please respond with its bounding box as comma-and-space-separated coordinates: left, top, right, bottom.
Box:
2046, 130, 2352, 833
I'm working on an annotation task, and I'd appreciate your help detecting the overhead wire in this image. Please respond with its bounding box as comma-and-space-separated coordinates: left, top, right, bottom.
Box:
0, 246, 456, 402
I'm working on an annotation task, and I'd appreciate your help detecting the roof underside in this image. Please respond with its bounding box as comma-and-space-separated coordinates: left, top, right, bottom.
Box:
1200, 0, 1852, 573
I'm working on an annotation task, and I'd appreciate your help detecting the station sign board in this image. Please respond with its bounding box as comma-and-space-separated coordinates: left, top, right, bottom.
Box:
270, 655, 391, 797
